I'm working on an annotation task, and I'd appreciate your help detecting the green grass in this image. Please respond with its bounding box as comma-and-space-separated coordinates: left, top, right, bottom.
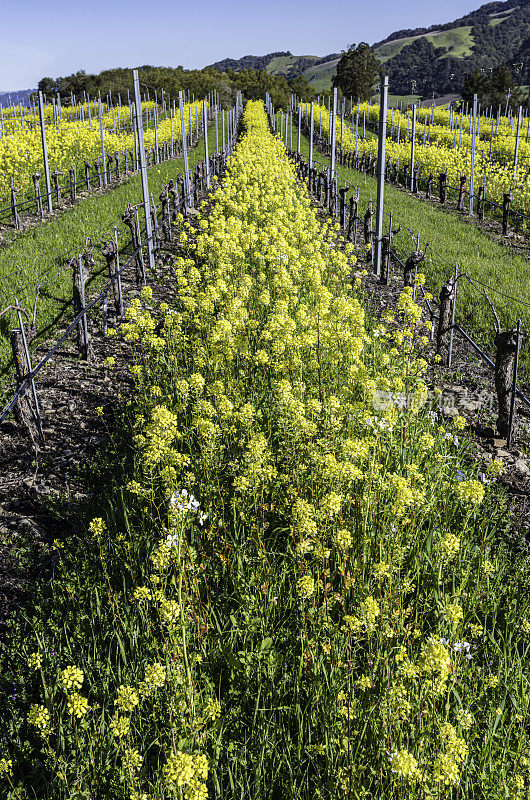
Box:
305, 63, 339, 92
489, 7, 517, 21
1, 103, 529, 798
388, 94, 422, 107
266, 55, 298, 74
299, 131, 530, 382
0, 123, 219, 384
433, 26, 474, 59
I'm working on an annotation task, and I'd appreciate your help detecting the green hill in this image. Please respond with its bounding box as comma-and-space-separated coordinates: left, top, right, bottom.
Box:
205, 0, 530, 97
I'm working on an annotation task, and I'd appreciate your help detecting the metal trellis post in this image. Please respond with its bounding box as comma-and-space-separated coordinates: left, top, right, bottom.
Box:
469, 94, 477, 215
38, 91, 53, 213
309, 102, 314, 169
374, 76, 389, 277
179, 90, 192, 209
330, 88, 337, 182
133, 69, 155, 272
410, 104, 416, 191
98, 98, 107, 187
203, 99, 210, 188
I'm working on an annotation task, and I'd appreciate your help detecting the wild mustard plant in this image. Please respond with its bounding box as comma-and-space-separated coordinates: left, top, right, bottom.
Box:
0, 100, 528, 800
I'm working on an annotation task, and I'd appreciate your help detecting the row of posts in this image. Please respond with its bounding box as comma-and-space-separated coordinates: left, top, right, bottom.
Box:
0, 87, 221, 137
6, 71, 243, 445
8, 95, 240, 445
267, 80, 389, 277
283, 96, 525, 450
8, 138, 193, 229
7, 84, 240, 229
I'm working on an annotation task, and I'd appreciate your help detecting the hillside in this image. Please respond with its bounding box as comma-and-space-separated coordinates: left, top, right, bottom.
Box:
205, 0, 530, 97
206, 51, 342, 91
0, 89, 35, 109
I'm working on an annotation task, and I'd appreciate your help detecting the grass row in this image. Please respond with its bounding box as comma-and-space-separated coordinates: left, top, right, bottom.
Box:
0, 99, 529, 800
298, 131, 530, 383
0, 121, 219, 386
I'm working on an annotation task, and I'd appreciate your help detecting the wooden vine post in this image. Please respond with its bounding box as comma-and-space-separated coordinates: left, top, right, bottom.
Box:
73, 257, 92, 360
339, 186, 348, 229
10, 329, 39, 443
495, 326, 519, 438
425, 171, 433, 199
69, 167, 76, 202
84, 160, 91, 191
32, 173, 43, 219
436, 276, 458, 362
101, 238, 121, 313
347, 193, 359, 243
457, 175, 467, 210
439, 172, 447, 204
168, 178, 180, 221
403, 250, 426, 288
507, 320, 522, 448
482, 291, 523, 441
122, 205, 144, 284
9, 302, 43, 444
380, 222, 401, 286
502, 192, 512, 235
159, 186, 170, 242
10, 313, 43, 444
11, 182, 20, 229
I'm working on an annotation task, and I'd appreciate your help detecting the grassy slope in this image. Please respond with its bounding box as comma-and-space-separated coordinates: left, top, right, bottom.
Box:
298, 131, 530, 381
266, 55, 298, 74
272, 20, 478, 91
433, 26, 475, 58
0, 123, 218, 380
266, 55, 332, 79
388, 94, 422, 106
306, 66, 339, 92
375, 25, 475, 63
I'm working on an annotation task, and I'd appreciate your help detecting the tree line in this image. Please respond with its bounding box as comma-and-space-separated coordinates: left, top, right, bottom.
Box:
36, 65, 320, 111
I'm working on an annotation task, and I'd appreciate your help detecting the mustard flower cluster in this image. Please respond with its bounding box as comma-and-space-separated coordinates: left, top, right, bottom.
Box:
297, 575, 315, 599
27, 652, 42, 670
303, 101, 530, 212
456, 479, 485, 506
60, 665, 84, 692
115, 685, 140, 713
67, 692, 90, 718
389, 749, 421, 782
0, 759, 12, 777
163, 751, 208, 800
27, 704, 51, 734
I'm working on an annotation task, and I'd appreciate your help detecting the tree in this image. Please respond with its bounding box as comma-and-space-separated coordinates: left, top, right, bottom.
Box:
462, 65, 523, 109
37, 77, 57, 96
287, 75, 316, 102
332, 43, 380, 101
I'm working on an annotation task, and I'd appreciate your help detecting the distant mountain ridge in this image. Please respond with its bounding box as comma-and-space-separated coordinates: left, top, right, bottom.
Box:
204, 0, 530, 96
205, 51, 342, 92
206, 52, 295, 73
0, 89, 35, 109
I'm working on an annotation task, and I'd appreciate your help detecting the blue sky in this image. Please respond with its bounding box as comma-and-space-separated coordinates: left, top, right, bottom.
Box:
2, 0, 480, 90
